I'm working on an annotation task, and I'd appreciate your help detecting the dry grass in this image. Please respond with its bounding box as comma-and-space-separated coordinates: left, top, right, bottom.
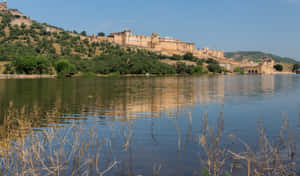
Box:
0, 61, 10, 74
0, 123, 122, 176
0, 102, 299, 176
198, 111, 228, 176
197, 110, 299, 176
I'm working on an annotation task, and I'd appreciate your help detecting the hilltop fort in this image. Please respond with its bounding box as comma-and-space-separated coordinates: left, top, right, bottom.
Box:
0, 1, 288, 75
0, 0, 22, 16
89, 30, 224, 59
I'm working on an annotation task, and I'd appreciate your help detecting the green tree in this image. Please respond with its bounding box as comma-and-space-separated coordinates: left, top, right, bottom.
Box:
170, 54, 182, 60
273, 64, 283, 71
176, 62, 188, 74
5, 56, 52, 74
21, 23, 26, 29
206, 58, 219, 64
80, 30, 87, 36
192, 65, 205, 74
207, 63, 222, 73
54, 59, 76, 77
183, 52, 194, 61
234, 66, 240, 72
97, 32, 105, 37
292, 64, 300, 72
197, 59, 205, 66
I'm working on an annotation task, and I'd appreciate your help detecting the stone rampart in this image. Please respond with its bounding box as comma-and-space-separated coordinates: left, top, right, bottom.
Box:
89, 29, 224, 59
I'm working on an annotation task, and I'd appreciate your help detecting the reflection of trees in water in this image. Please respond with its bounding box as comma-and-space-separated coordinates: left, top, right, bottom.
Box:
0, 77, 226, 120
0, 76, 299, 175
0, 76, 297, 149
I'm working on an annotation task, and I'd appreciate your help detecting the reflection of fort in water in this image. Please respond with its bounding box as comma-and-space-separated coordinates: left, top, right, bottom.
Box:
0, 76, 278, 121
0, 76, 283, 149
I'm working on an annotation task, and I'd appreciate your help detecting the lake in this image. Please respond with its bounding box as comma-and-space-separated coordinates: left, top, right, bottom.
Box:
0, 75, 300, 175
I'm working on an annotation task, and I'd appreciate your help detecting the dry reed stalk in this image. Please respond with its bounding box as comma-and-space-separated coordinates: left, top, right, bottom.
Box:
198, 110, 227, 176
227, 116, 297, 176
0, 122, 123, 176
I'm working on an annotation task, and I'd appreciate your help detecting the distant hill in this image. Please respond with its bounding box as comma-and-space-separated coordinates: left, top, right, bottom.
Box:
225, 51, 300, 64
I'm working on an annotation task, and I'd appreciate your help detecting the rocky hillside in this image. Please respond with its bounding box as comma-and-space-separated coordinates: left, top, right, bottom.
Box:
0, 11, 107, 61
225, 51, 300, 64
0, 11, 214, 76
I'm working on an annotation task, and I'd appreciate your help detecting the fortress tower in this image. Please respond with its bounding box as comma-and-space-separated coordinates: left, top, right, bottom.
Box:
0, 0, 7, 10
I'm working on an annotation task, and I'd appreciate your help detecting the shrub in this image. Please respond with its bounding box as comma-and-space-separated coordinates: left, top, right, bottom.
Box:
54, 59, 76, 77
292, 64, 300, 72
234, 66, 240, 72
197, 59, 205, 66
4, 56, 52, 74
82, 72, 95, 77
80, 30, 87, 36
207, 63, 223, 73
176, 62, 188, 74
206, 58, 219, 64
97, 32, 105, 37
192, 65, 205, 74
170, 54, 182, 60
273, 64, 283, 71
183, 52, 194, 61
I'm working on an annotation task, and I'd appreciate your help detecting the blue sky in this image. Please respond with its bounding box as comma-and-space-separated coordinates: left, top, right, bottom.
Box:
7, 0, 300, 60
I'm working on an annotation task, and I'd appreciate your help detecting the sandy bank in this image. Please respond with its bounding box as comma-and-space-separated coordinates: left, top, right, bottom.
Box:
0, 74, 55, 79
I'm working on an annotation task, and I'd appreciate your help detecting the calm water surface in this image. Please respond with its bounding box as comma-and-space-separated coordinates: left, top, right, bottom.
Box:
0, 75, 300, 175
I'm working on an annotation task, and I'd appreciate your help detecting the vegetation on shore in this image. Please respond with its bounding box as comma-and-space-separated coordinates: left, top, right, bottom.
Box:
1, 12, 298, 77
273, 64, 283, 71
0, 12, 232, 77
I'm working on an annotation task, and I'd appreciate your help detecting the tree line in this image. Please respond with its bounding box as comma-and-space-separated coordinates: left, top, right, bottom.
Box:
0, 12, 229, 77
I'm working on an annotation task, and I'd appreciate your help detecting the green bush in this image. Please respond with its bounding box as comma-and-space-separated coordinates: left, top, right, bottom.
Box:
183, 52, 194, 61
82, 72, 95, 77
4, 56, 52, 74
107, 72, 120, 77
292, 64, 300, 72
206, 58, 219, 64
97, 32, 105, 37
192, 65, 206, 74
80, 31, 87, 36
273, 64, 283, 71
234, 66, 240, 72
54, 59, 76, 77
176, 62, 188, 74
170, 54, 182, 60
197, 59, 205, 66
207, 63, 223, 73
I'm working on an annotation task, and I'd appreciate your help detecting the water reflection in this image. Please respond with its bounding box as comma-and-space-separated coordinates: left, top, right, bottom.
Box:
0, 75, 299, 175
0, 75, 299, 140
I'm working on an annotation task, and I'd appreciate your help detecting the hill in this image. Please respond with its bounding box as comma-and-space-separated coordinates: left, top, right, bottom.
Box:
0, 10, 212, 76
225, 51, 300, 64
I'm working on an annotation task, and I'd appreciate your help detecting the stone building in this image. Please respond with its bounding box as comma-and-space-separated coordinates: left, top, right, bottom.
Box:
0, 0, 7, 10
89, 29, 224, 58
0, 0, 23, 16
196, 47, 224, 58
242, 57, 275, 74
108, 30, 196, 55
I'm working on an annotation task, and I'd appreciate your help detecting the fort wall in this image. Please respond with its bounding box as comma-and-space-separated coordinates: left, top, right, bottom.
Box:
94, 30, 225, 58
0, 2, 7, 11
242, 58, 275, 75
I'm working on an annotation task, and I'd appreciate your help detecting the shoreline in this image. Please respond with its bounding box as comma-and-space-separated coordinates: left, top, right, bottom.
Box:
0, 74, 55, 79
0, 72, 297, 79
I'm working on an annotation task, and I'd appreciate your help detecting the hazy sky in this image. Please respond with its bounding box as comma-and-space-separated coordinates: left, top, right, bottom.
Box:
7, 0, 300, 60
